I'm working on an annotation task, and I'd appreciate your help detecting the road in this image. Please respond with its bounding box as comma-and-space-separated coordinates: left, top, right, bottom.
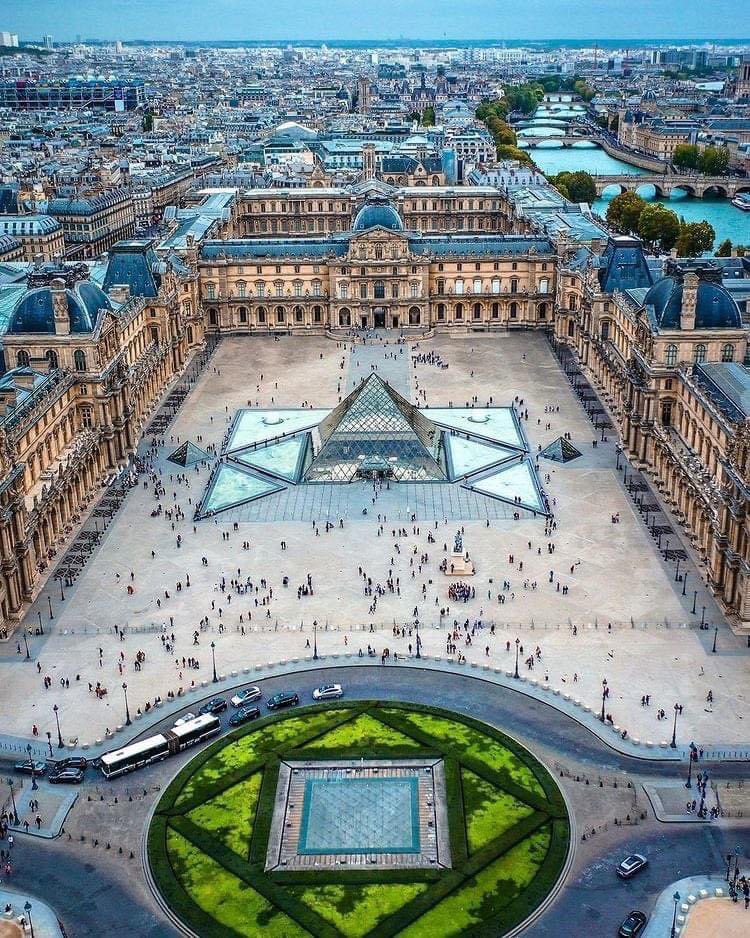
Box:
3, 665, 748, 937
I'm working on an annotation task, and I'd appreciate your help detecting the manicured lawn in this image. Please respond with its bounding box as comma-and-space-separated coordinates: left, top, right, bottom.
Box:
150, 701, 569, 938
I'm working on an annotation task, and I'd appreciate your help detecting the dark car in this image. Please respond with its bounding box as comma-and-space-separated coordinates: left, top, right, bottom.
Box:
228, 706, 261, 727
50, 756, 88, 772
199, 697, 228, 716
48, 767, 85, 785
618, 910, 647, 937
266, 691, 299, 710
14, 760, 46, 776
616, 854, 648, 880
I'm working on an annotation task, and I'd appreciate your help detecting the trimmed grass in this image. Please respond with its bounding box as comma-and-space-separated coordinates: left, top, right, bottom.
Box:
150, 701, 569, 938
288, 884, 428, 938
461, 769, 535, 853
186, 771, 262, 858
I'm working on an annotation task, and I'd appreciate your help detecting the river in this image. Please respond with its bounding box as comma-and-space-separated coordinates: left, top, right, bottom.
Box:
520, 102, 750, 247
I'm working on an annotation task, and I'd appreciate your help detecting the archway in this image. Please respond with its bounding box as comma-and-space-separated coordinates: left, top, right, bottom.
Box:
373, 307, 387, 328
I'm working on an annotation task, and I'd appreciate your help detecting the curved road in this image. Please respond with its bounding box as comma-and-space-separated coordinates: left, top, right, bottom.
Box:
5, 665, 749, 937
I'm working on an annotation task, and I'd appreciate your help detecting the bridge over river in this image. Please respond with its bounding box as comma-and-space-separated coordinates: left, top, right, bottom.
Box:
592, 174, 750, 199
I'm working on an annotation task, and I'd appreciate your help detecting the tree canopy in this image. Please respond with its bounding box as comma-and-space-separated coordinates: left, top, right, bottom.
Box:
605, 191, 647, 234
549, 170, 596, 203
637, 203, 680, 251
675, 221, 715, 257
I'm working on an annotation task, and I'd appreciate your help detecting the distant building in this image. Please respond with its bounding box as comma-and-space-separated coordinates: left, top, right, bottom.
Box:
0, 79, 145, 111
0, 31, 19, 47
0, 215, 65, 261
47, 190, 136, 258
357, 77, 371, 114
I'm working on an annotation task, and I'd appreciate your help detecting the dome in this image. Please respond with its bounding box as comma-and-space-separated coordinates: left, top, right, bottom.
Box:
352, 200, 404, 232
641, 89, 657, 101
8, 281, 111, 335
645, 275, 742, 330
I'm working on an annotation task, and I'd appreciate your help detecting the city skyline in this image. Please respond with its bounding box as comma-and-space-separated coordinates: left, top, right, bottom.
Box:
3, 0, 748, 42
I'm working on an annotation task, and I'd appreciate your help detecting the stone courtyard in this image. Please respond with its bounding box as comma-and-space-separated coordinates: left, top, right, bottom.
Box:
1, 331, 746, 748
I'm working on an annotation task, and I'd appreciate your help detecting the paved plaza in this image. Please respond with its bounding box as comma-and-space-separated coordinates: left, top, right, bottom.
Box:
0, 332, 747, 751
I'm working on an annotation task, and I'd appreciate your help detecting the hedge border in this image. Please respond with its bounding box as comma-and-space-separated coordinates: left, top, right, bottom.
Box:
148, 700, 570, 938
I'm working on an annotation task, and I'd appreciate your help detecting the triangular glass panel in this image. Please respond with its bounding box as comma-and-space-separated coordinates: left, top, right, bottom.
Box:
422, 407, 525, 450
306, 374, 446, 483
198, 464, 283, 517
232, 435, 308, 483
540, 437, 582, 463
167, 440, 210, 467
445, 434, 516, 480
226, 409, 329, 453
466, 459, 547, 515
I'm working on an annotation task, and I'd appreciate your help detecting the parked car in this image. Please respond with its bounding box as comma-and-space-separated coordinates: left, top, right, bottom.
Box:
266, 691, 299, 710
230, 687, 262, 707
49, 756, 88, 772
14, 760, 46, 776
198, 698, 228, 716
48, 767, 85, 785
312, 683, 344, 701
618, 910, 647, 937
173, 712, 197, 726
228, 706, 261, 727
616, 855, 648, 880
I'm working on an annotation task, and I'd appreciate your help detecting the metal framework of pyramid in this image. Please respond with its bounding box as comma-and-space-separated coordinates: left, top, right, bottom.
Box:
167, 440, 210, 467
540, 437, 582, 463
305, 374, 447, 483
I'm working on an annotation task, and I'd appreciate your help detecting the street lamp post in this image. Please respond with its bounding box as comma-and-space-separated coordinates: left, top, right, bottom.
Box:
23, 629, 30, 660
712, 626, 718, 654
726, 853, 734, 881
692, 591, 697, 615
670, 892, 681, 938
675, 558, 681, 583
671, 703, 679, 749
210, 641, 218, 683
415, 619, 421, 659
47, 595, 53, 619
686, 743, 695, 788
682, 570, 688, 596
701, 606, 706, 627
60, 577, 65, 601
122, 682, 131, 726
37, 609, 44, 635
600, 677, 608, 723
7, 778, 19, 824
313, 621, 319, 661
53, 703, 63, 748
45, 731, 53, 759
23, 902, 34, 938
27, 743, 38, 791
514, 637, 520, 679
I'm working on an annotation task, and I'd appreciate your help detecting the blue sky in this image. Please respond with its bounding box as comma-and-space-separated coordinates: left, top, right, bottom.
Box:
3, 0, 745, 41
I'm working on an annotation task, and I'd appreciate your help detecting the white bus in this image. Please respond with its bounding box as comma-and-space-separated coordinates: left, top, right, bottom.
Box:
99, 714, 221, 779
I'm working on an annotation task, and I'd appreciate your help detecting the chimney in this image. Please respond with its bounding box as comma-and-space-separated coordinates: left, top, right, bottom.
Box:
51, 277, 70, 336
680, 272, 698, 331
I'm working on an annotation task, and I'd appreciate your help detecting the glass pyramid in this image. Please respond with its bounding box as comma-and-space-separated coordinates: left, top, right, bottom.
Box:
198, 463, 284, 517
466, 459, 547, 515
445, 434, 516, 480
306, 374, 446, 483
232, 435, 309, 482
422, 408, 525, 451
226, 409, 329, 453
540, 437, 582, 463
167, 440, 210, 467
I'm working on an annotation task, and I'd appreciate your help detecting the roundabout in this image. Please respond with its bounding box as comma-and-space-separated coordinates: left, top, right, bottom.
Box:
147, 700, 570, 937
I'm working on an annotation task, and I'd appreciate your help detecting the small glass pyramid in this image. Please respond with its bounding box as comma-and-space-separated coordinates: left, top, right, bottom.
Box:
306, 374, 446, 482
540, 437, 582, 463
167, 440, 210, 467
199, 464, 283, 516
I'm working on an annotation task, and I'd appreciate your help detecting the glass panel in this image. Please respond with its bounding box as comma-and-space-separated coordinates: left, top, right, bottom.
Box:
423, 408, 525, 450
226, 409, 329, 452
467, 460, 545, 514
200, 464, 282, 516
445, 434, 516, 479
232, 436, 307, 482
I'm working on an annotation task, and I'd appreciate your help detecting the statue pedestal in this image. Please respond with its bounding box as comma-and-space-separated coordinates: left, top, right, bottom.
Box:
444, 551, 475, 577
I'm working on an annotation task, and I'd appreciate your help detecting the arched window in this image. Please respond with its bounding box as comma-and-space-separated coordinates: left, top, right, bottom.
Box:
538, 303, 548, 320
374, 280, 385, 300
437, 303, 446, 321
150, 326, 159, 343
665, 344, 678, 366
694, 343, 706, 364
567, 319, 575, 337
257, 306, 266, 324
491, 302, 500, 319
455, 303, 464, 320
275, 306, 285, 324
293, 305, 303, 323
238, 307, 248, 323
509, 302, 518, 319
409, 306, 421, 325
312, 305, 323, 324
472, 302, 482, 320
45, 349, 58, 370
74, 349, 87, 372
374, 245, 383, 260
600, 320, 610, 340
16, 350, 30, 368
721, 343, 735, 363
567, 294, 577, 311
208, 308, 217, 326
339, 307, 351, 327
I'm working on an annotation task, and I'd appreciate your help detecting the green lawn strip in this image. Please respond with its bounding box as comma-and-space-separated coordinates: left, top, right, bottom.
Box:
370, 811, 551, 938
186, 771, 262, 858
167, 706, 364, 813
442, 757, 468, 867
248, 757, 281, 865
170, 815, 338, 937
282, 745, 439, 762
163, 823, 305, 938
297, 710, 426, 751
267, 868, 443, 887
462, 768, 536, 853
287, 883, 430, 938
370, 707, 551, 814
396, 825, 553, 938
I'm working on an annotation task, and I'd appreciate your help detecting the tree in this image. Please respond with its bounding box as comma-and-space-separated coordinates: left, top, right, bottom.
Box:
550, 171, 596, 203
496, 144, 535, 166
675, 220, 715, 257
672, 144, 699, 170
142, 111, 154, 132
637, 203, 680, 251
606, 191, 647, 234
697, 145, 730, 176
573, 78, 596, 101
421, 105, 435, 127
716, 238, 733, 257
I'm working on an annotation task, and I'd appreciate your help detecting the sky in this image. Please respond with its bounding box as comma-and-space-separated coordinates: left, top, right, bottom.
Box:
3, 0, 746, 42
